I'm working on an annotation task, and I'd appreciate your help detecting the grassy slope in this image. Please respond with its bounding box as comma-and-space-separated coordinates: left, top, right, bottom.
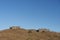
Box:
0, 28, 60, 40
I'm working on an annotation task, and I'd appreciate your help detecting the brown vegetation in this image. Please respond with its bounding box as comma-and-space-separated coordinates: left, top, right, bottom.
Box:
0, 26, 60, 40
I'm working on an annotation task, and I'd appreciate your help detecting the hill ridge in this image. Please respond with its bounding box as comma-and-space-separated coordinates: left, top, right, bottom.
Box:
0, 26, 60, 40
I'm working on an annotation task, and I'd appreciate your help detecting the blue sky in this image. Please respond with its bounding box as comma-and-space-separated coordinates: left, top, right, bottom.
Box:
0, 0, 60, 32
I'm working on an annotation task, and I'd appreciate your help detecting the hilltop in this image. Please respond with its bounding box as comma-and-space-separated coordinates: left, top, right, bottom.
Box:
0, 26, 60, 40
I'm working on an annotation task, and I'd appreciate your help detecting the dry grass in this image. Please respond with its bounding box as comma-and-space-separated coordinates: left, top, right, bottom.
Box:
0, 27, 60, 40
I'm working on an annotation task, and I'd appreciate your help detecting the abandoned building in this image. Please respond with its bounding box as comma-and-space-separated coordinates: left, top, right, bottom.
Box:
10, 26, 20, 29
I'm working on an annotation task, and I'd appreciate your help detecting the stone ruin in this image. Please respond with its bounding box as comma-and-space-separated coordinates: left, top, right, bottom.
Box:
36, 29, 50, 32
9, 26, 50, 33
10, 26, 20, 29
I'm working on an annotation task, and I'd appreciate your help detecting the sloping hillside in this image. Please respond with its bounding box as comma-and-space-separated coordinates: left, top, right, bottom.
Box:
0, 26, 60, 40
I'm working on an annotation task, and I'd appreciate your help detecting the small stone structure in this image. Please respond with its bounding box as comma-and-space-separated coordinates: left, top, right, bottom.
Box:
10, 26, 20, 29
36, 29, 50, 32
36, 30, 39, 32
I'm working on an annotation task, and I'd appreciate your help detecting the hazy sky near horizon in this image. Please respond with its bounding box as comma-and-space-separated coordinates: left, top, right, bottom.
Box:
0, 0, 60, 32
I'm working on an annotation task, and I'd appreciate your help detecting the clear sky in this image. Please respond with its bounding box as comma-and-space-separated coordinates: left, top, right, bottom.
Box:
0, 0, 60, 32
